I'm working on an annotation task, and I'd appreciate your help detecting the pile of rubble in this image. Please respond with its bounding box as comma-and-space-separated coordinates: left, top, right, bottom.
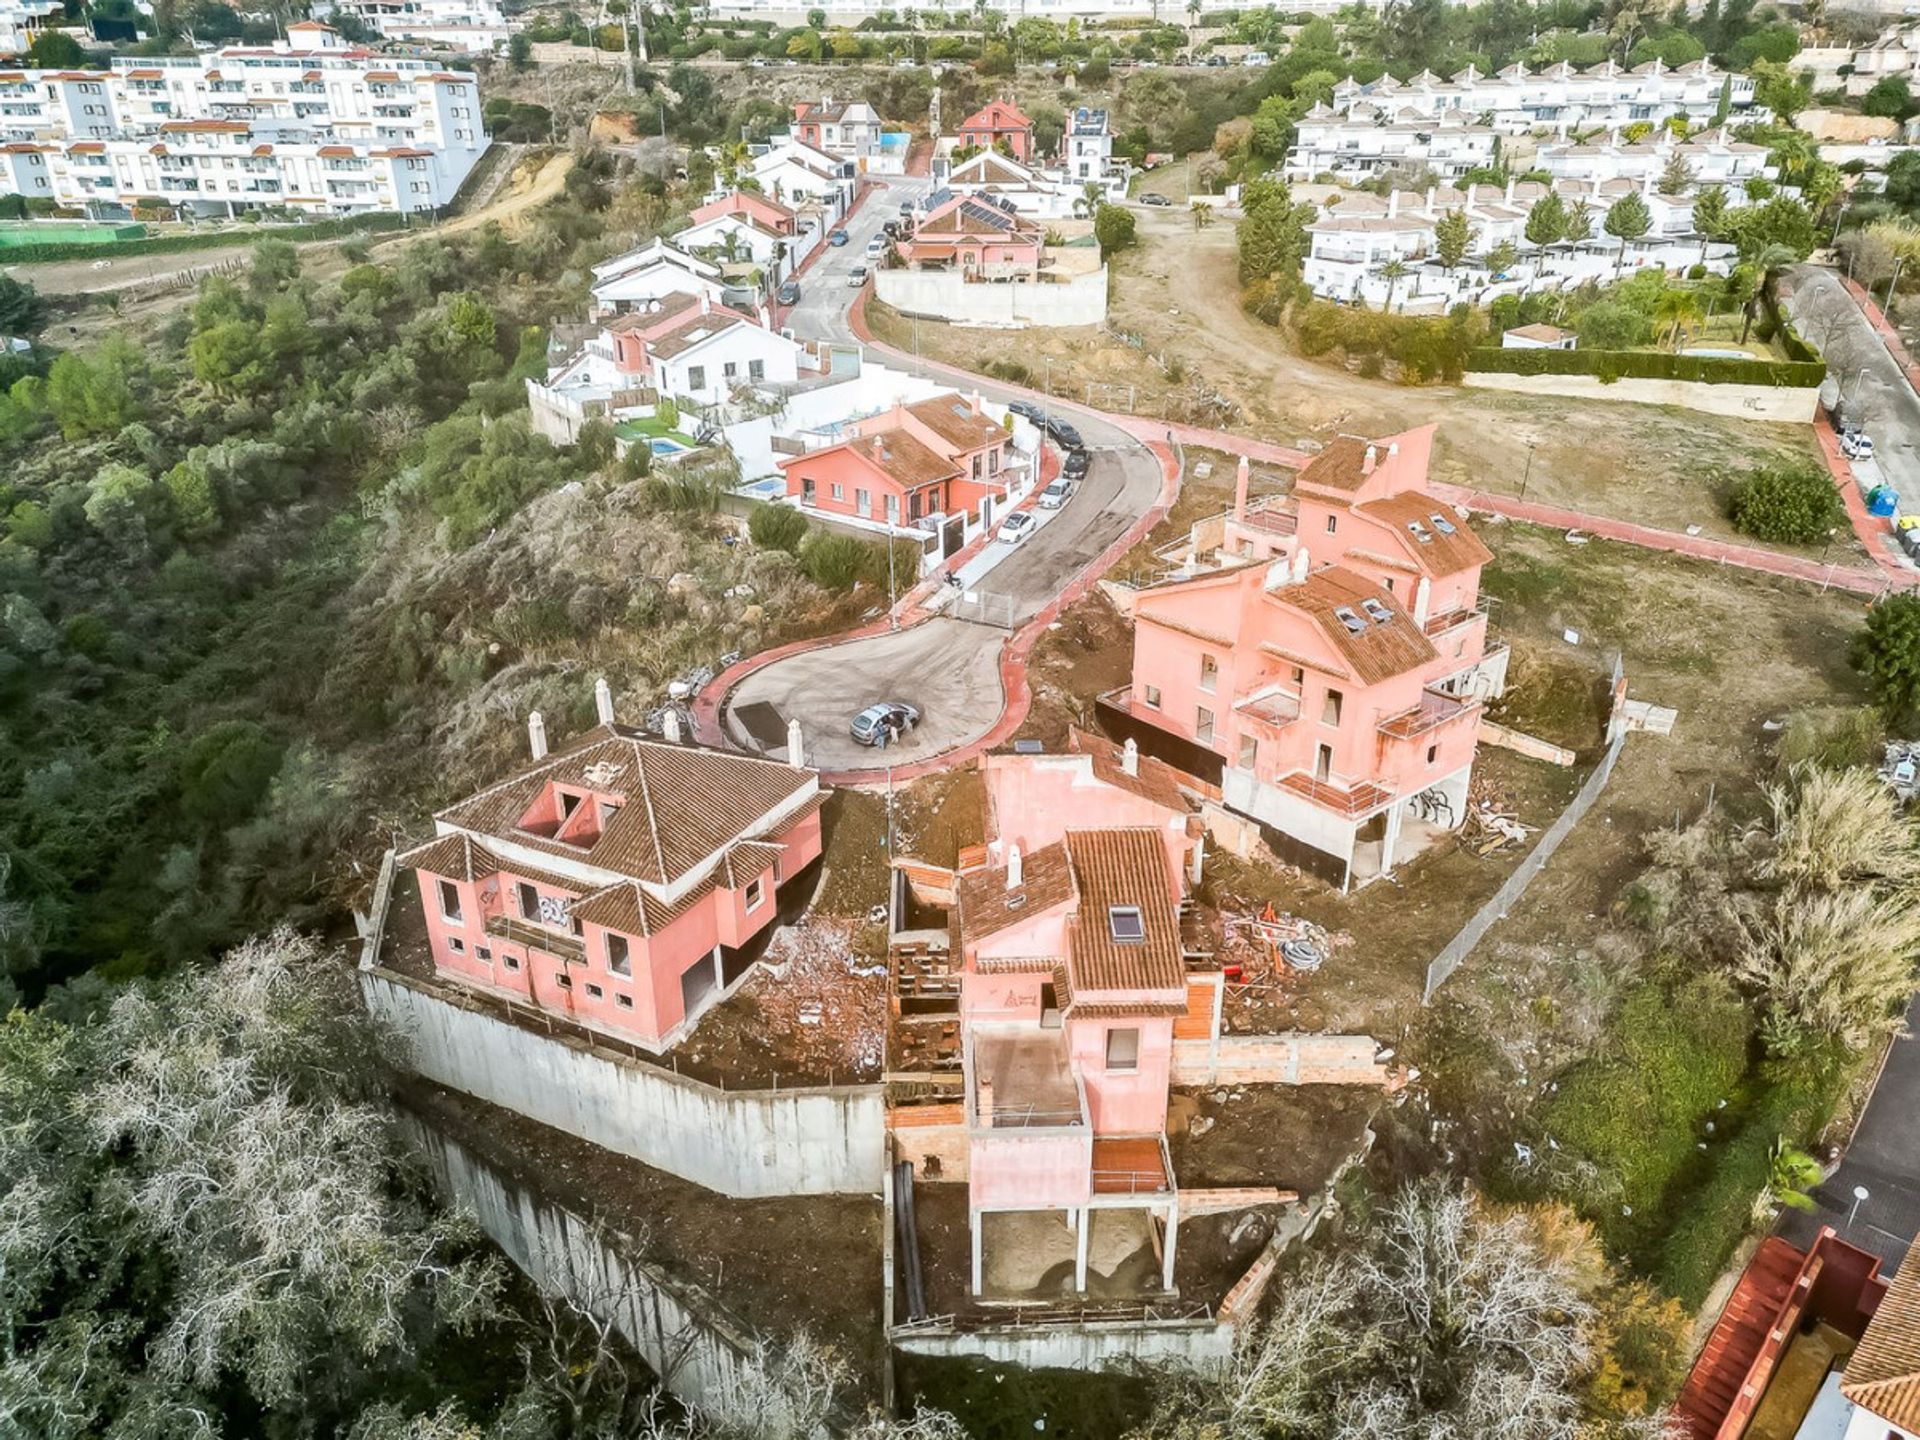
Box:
1881, 741, 1920, 802
1461, 777, 1536, 858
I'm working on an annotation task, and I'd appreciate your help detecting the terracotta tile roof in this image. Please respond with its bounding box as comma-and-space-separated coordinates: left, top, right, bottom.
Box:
960, 99, 1033, 132
1063, 828, 1183, 995
1842, 1240, 1920, 1428
1068, 726, 1193, 816
955, 840, 1075, 947
1295, 436, 1373, 494
906, 394, 1005, 453
848, 429, 959, 490
1355, 493, 1492, 579
434, 724, 815, 887
1272, 566, 1438, 686
398, 832, 595, 896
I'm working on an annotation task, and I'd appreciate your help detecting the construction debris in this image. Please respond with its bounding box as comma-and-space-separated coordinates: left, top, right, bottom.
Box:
1882, 741, 1920, 801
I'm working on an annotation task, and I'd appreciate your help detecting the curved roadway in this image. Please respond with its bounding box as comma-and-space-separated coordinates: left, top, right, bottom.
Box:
717, 176, 1169, 778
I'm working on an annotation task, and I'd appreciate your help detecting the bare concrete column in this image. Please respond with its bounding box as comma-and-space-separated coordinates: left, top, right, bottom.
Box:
1381, 804, 1403, 880
1074, 1206, 1090, 1293
1162, 1203, 1180, 1292
971, 1211, 983, 1295
787, 718, 806, 769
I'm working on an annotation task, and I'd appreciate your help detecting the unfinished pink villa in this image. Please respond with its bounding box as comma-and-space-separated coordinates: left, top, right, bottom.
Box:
399, 688, 825, 1052
952, 736, 1210, 1295
1103, 425, 1508, 891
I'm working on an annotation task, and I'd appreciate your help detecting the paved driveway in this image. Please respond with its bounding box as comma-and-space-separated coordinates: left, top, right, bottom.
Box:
1777, 996, 1920, 1275
724, 617, 1006, 772
1783, 265, 1920, 508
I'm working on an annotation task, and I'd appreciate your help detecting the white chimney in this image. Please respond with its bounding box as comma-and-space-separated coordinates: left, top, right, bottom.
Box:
528, 710, 548, 761
1122, 738, 1139, 776
1388, 189, 1400, 219
1006, 844, 1023, 891
662, 708, 683, 744
1414, 575, 1432, 628
1362, 444, 1377, 476
1233, 455, 1250, 523
594, 676, 615, 726
787, 717, 806, 769
758, 302, 772, 329
1291, 544, 1311, 583
701, 292, 712, 315
971, 388, 983, 415
1188, 832, 1205, 888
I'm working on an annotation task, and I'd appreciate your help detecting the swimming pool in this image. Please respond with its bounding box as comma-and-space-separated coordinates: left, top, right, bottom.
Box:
650, 437, 691, 457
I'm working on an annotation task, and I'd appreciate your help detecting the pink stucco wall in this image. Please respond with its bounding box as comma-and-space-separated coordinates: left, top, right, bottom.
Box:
969, 1130, 1092, 1209
1068, 1014, 1174, 1135
981, 755, 1192, 884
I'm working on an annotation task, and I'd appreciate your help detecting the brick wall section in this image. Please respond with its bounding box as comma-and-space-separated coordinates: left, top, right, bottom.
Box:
888, 1102, 969, 1180
1169, 1034, 1391, 1087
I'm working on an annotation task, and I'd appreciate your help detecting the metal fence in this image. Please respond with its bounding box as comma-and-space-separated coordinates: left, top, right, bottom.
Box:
1422, 730, 1628, 1003
949, 589, 1019, 628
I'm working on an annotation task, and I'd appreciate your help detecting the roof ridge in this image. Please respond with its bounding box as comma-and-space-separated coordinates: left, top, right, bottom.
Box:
626, 738, 672, 884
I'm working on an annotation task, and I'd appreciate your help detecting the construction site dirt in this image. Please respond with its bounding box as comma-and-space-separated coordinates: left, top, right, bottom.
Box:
402, 1083, 886, 1393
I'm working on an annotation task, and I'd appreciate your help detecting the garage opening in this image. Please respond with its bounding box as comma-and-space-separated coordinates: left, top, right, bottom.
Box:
680, 950, 720, 1020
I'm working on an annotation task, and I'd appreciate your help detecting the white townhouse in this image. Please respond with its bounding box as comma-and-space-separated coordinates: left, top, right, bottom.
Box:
1325, 57, 1759, 139
1534, 127, 1771, 188
1301, 177, 1737, 311
1286, 103, 1500, 182
674, 210, 790, 272
326, 0, 521, 54
942, 148, 1079, 217
0, 0, 61, 56
590, 237, 730, 318
0, 24, 485, 215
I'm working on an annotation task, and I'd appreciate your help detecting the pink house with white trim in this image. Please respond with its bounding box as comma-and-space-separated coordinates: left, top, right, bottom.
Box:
1104, 426, 1507, 890
401, 698, 825, 1052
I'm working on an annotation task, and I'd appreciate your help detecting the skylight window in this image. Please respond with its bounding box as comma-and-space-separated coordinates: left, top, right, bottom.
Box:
1430, 513, 1457, 534
1333, 606, 1368, 635
1361, 598, 1393, 624
1407, 520, 1432, 543
1108, 906, 1146, 943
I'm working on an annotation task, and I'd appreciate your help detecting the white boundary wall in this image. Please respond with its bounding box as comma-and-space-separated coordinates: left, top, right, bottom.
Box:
363, 968, 886, 1197
890, 1317, 1231, 1369
1463, 369, 1820, 422
874, 267, 1108, 328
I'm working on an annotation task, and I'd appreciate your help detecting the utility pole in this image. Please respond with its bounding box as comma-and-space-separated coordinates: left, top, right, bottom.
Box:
1885, 254, 1904, 318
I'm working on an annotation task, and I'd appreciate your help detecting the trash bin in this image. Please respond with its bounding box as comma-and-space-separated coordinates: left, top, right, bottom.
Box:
1870, 487, 1899, 518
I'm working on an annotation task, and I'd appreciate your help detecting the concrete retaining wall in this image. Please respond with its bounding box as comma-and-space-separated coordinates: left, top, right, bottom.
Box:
409, 1119, 769, 1412
364, 968, 886, 1197
874, 267, 1108, 329
1171, 1034, 1390, 1087
890, 1317, 1231, 1369
1463, 369, 1819, 422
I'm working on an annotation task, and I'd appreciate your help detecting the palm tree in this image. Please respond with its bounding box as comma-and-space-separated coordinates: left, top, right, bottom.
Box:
1765, 1138, 1824, 1214
1653, 287, 1704, 350
1380, 258, 1408, 312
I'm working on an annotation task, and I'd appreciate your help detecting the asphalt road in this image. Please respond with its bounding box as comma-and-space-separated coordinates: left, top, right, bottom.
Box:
1778, 995, 1920, 1276
724, 188, 1168, 778
1783, 264, 1920, 508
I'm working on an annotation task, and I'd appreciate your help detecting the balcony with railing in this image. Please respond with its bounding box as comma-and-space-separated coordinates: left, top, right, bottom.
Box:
1377, 687, 1478, 743
1091, 1135, 1174, 1197
484, 913, 586, 965
1276, 770, 1395, 819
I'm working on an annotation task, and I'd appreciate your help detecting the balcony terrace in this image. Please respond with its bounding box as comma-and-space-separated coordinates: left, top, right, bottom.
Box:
1377, 687, 1477, 742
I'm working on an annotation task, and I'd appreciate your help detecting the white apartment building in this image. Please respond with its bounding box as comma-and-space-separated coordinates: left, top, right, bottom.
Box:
750, 136, 856, 211
327, 0, 521, 54
1301, 177, 1737, 311
0, 0, 62, 56
0, 23, 486, 215
1326, 57, 1760, 138
1286, 104, 1499, 182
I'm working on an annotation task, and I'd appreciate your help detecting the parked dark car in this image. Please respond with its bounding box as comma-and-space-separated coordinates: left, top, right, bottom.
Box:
851, 701, 920, 747
1063, 448, 1090, 479
828, 229, 850, 246
1139, 192, 1172, 207
777, 280, 800, 305
1048, 418, 1083, 447
1007, 399, 1043, 422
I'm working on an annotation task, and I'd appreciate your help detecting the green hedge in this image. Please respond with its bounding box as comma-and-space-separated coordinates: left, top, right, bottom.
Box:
0, 211, 417, 265
1468, 345, 1826, 388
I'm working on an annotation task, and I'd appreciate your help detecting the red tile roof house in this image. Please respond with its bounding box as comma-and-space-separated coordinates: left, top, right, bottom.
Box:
688, 188, 803, 237
1103, 425, 1508, 892
957, 99, 1035, 163
894, 193, 1045, 280
953, 779, 1199, 1295
399, 701, 826, 1053
777, 391, 1022, 532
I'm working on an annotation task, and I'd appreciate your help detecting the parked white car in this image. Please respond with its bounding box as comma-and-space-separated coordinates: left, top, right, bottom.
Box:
1039, 479, 1072, 509
998, 512, 1037, 544
865, 235, 887, 258
1842, 431, 1876, 461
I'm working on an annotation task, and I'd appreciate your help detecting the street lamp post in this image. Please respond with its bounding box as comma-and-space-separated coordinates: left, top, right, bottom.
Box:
1848, 1184, 1871, 1227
